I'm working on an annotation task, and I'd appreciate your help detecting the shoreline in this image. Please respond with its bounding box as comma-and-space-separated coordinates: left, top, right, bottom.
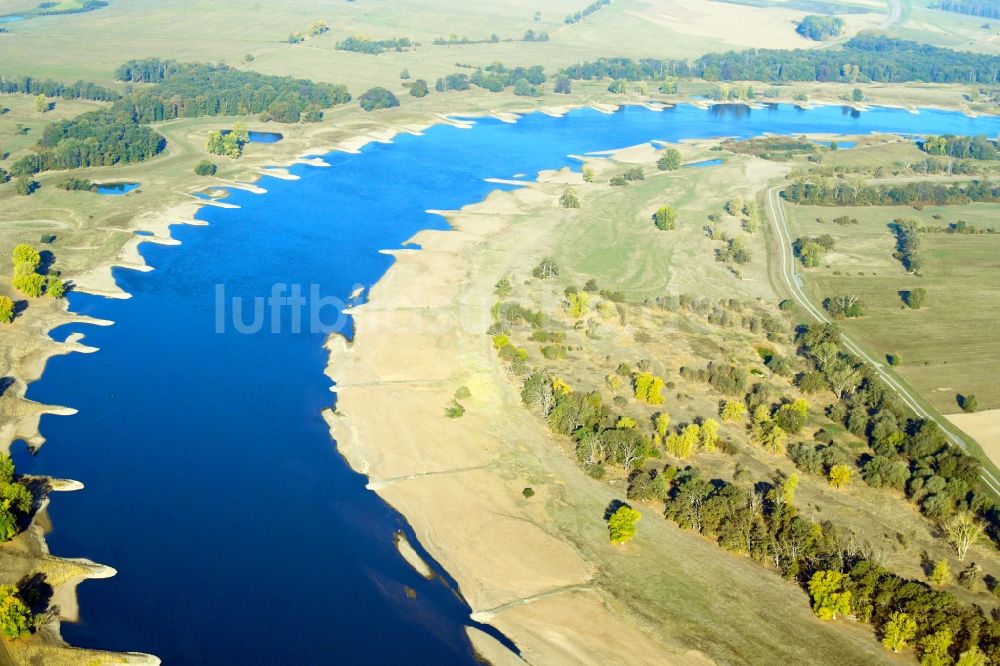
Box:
1, 97, 993, 662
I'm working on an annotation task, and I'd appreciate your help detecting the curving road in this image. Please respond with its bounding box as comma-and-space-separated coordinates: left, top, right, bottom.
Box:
880, 0, 904, 28
765, 186, 1000, 496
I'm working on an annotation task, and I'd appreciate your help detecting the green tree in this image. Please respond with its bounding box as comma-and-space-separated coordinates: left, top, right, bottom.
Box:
881, 611, 917, 652
582, 166, 595, 182
808, 570, 852, 620
634, 372, 665, 405
657, 148, 682, 171
513, 78, 538, 97
560, 188, 580, 209
652, 206, 678, 231
956, 647, 988, 666
400, 69, 411, 80
409, 79, 429, 98
0, 585, 30, 638
194, 160, 217, 176
0, 296, 14, 324
607, 79, 626, 94
774, 398, 809, 433
961, 394, 978, 413
566, 291, 589, 318
929, 559, 951, 586
34, 94, 47, 113
494, 277, 512, 297
907, 287, 927, 309
852, 87, 864, 102
12, 267, 45, 298
14, 177, 37, 196
358, 87, 400, 111
919, 629, 953, 666
608, 505, 641, 544
700, 418, 720, 452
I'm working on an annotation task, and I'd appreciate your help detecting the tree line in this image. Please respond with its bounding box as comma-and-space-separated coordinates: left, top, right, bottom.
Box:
565, 0, 612, 24
335, 36, 413, 54
561, 33, 1000, 84
920, 135, 999, 160
782, 178, 1000, 206
0, 75, 120, 102
931, 0, 1000, 18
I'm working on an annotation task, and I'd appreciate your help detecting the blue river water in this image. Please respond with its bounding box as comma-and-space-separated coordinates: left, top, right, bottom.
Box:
16, 104, 1000, 664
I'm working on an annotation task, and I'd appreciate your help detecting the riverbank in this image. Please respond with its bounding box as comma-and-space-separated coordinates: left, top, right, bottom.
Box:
1, 92, 997, 661
321, 140, 906, 662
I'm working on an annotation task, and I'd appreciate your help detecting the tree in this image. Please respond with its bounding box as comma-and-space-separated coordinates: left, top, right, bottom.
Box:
780, 473, 799, 504
774, 398, 809, 433
532, 258, 559, 279
959, 561, 983, 590
828, 464, 852, 489
494, 277, 512, 297
666, 424, 701, 458
721, 400, 746, 422
47, 277, 65, 299
0, 296, 13, 324
657, 148, 682, 171
608, 505, 641, 544
14, 178, 37, 196
582, 167, 595, 182
929, 559, 951, 585
919, 629, 953, 666
12, 266, 45, 298
634, 372, 665, 405
554, 77, 571, 94
700, 419, 720, 452
513, 78, 539, 97
0, 586, 30, 639
194, 160, 217, 176
34, 94, 47, 113
907, 287, 927, 309
852, 87, 864, 102
400, 69, 411, 80
956, 647, 988, 666
358, 87, 400, 112
607, 79, 626, 94
881, 611, 917, 652
945, 511, 984, 560
409, 79, 429, 98
560, 189, 580, 208
960, 394, 978, 413
12, 245, 40, 269
653, 206, 678, 231
309, 20, 329, 36
808, 570, 852, 620
566, 292, 589, 319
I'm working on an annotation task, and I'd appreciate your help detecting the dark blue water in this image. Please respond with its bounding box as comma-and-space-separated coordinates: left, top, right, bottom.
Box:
18, 104, 1000, 664
97, 182, 140, 195
248, 131, 283, 143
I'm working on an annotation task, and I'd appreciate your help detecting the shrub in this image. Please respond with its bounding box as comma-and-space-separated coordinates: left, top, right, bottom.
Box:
194, 160, 217, 176
0, 296, 14, 324
358, 87, 400, 112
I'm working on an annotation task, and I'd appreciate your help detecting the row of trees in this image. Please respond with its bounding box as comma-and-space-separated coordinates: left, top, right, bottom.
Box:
561, 33, 1000, 84
335, 36, 412, 54
931, 0, 1000, 18
920, 135, 999, 160
565, 0, 612, 24
891, 218, 926, 274
0, 75, 119, 102
782, 178, 1000, 207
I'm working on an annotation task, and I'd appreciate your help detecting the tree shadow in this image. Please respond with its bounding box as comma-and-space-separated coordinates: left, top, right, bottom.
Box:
17, 573, 53, 617
604, 499, 631, 521
919, 550, 934, 577
38, 250, 55, 275
0, 377, 14, 397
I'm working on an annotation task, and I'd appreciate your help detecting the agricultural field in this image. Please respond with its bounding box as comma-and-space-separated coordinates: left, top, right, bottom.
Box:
783, 194, 1000, 415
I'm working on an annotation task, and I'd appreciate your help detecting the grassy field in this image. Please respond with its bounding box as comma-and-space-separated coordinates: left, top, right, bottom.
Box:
784, 196, 1000, 414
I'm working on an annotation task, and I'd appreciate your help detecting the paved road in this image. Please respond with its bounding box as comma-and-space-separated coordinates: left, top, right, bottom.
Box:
880, 0, 904, 28
765, 185, 1000, 496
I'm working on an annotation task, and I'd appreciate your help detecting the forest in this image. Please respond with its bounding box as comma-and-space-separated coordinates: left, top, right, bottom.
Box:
10, 109, 164, 175
562, 33, 1000, 84
931, 0, 1000, 18
115, 60, 351, 123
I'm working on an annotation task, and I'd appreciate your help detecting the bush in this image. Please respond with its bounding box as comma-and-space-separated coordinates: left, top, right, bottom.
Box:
0, 296, 14, 324
194, 160, 217, 176
358, 87, 400, 112
15, 177, 38, 196
409, 79, 429, 98
653, 205, 678, 231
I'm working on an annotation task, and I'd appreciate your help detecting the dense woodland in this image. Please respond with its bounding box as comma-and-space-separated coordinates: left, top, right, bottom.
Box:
11, 109, 164, 175
562, 33, 1000, 84
115, 60, 351, 123
931, 0, 1000, 18
920, 135, 999, 160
